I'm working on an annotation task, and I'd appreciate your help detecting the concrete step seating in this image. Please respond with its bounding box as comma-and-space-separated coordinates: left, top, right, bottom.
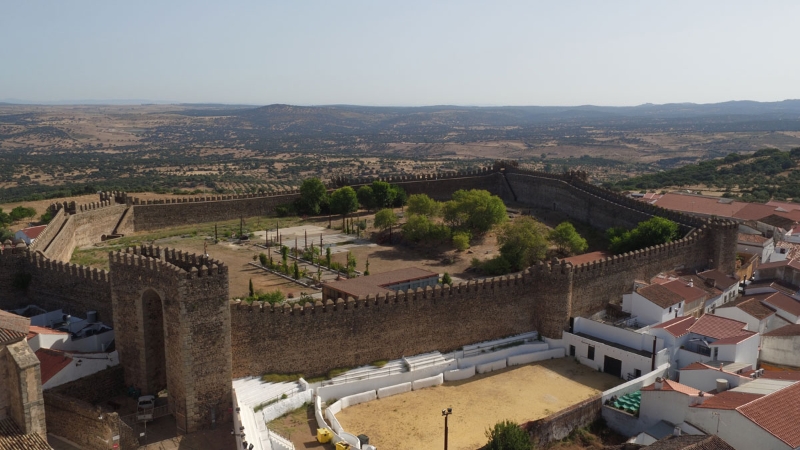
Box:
404, 352, 452, 370
461, 332, 539, 357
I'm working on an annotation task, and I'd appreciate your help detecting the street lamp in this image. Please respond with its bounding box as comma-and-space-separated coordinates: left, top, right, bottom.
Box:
442, 407, 452, 450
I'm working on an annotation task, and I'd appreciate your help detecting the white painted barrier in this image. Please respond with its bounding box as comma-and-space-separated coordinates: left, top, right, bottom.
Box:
340, 390, 377, 409
327, 400, 342, 415
412, 373, 443, 390
326, 405, 344, 434
340, 432, 362, 449
261, 389, 313, 423
444, 366, 476, 382
507, 348, 565, 366
476, 359, 507, 374
314, 396, 328, 429
377, 382, 412, 399
457, 343, 549, 369
317, 359, 455, 402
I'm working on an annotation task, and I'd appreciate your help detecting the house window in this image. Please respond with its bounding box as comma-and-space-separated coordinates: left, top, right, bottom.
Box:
669, 306, 672, 313
634, 369, 642, 378
587, 345, 595, 360
569, 345, 576, 357
713, 347, 719, 360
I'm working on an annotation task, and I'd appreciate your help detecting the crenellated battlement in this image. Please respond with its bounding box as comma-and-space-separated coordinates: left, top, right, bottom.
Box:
25, 250, 109, 283
344, 166, 494, 186
126, 189, 301, 206
109, 245, 227, 278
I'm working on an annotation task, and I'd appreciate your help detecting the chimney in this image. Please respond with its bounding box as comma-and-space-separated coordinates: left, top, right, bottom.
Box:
654, 377, 663, 390
673, 426, 682, 437
696, 391, 706, 405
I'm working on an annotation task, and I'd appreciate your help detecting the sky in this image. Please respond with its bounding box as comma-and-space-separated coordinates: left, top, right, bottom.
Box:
2, 1, 799, 106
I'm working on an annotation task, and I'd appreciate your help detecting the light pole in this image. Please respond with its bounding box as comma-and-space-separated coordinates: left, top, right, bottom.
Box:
442, 407, 452, 450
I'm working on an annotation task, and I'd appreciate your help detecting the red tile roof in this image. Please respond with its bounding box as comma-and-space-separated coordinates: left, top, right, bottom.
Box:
767, 200, 800, 212
763, 323, 800, 337
653, 193, 745, 218
761, 293, 800, 317
642, 379, 708, 396
745, 279, 799, 296
737, 233, 770, 244
756, 258, 800, 271
34, 348, 72, 385
0, 417, 53, 450
737, 380, 800, 448
26, 325, 68, 340
323, 267, 439, 298
563, 251, 612, 266
652, 316, 697, 337
728, 296, 776, 320
688, 314, 749, 340
732, 203, 786, 222
646, 435, 735, 450
698, 269, 739, 290
662, 279, 707, 304
709, 331, 758, 345
638, 283, 685, 308
692, 390, 763, 410
19, 225, 47, 240
0, 327, 26, 345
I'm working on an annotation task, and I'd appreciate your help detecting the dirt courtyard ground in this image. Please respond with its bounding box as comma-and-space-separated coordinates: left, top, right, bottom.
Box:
334, 358, 620, 450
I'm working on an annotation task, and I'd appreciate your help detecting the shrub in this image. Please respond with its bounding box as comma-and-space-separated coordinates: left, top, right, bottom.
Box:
484, 420, 531, 450
452, 231, 471, 251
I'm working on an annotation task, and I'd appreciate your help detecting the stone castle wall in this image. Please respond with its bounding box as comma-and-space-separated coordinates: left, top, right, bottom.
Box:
41, 203, 127, 262
28, 207, 66, 253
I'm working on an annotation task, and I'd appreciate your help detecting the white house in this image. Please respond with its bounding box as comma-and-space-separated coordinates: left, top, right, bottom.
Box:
738, 233, 774, 264
696, 269, 740, 314
638, 378, 710, 432
649, 315, 758, 379
623, 280, 702, 326
678, 362, 753, 392
714, 294, 789, 336
561, 317, 667, 380
755, 259, 800, 287
13, 225, 47, 246
760, 292, 800, 324
759, 324, 800, 368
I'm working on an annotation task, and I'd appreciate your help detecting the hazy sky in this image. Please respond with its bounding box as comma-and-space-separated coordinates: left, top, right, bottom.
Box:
2, 1, 799, 106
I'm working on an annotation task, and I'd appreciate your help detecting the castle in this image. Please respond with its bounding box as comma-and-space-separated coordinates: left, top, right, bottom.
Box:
0, 165, 738, 438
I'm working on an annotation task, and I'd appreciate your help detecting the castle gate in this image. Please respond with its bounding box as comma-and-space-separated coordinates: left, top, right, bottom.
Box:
110, 247, 232, 435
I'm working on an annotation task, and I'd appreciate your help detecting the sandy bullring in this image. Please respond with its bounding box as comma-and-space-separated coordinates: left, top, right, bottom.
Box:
335, 358, 621, 450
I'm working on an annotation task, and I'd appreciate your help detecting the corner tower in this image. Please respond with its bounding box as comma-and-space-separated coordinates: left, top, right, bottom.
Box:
109, 246, 232, 434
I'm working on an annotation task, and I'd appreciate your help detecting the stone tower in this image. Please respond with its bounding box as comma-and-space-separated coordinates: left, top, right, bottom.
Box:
109, 246, 232, 434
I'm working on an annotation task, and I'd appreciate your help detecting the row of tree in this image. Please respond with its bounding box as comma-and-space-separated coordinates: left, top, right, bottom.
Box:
297, 178, 407, 219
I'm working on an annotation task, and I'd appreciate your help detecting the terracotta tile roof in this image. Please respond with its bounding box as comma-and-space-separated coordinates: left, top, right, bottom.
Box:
698, 269, 739, 290
763, 323, 800, 337
722, 295, 776, 320
0, 328, 26, 345
767, 200, 800, 212
688, 314, 749, 340
323, 267, 439, 299
18, 225, 47, 240
26, 325, 68, 340
0, 417, 52, 450
737, 233, 770, 244
563, 250, 612, 265
760, 371, 800, 381
680, 362, 716, 371
737, 380, 800, 448
710, 330, 758, 345
652, 316, 697, 337
759, 214, 797, 230
662, 279, 708, 304
637, 283, 685, 308
652, 193, 745, 218
774, 242, 800, 260
645, 434, 735, 450
34, 348, 72, 385
733, 203, 786, 221
761, 292, 800, 317
692, 390, 763, 410
757, 258, 800, 271
745, 279, 799, 296
642, 379, 708, 396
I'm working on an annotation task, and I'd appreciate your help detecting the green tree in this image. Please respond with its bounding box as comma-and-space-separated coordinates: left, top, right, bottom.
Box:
406, 194, 441, 217
249, 279, 255, 297
259, 252, 268, 266
452, 231, 471, 251
371, 181, 396, 209
330, 186, 359, 225
298, 177, 328, 215
0, 208, 11, 226
402, 214, 432, 242
293, 261, 300, 279
374, 208, 398, 242
549, 222, 588, 256
497, 217, 549, 271
39, 210, 53, 224
608, 217, 680, 254
391, 185, 407, 208
326, 247, 332, 268
443, 189, 507, 233
9, 206, 36, 222
484, 420, 531, 450
357, 186, 376, 210
441, 272, 452, 286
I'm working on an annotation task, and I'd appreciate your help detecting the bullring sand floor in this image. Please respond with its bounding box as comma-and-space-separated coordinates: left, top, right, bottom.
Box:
334, 358, 621, 450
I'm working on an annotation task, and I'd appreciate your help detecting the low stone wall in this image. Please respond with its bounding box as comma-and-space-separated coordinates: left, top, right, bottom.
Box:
522, 395, 603, 447
44, 392, 136, 450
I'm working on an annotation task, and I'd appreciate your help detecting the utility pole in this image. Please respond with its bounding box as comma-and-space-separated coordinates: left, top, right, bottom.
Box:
442, 407, 452, 450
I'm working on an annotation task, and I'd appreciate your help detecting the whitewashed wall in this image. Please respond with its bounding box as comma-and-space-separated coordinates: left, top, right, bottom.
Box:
760, 335, 800, 367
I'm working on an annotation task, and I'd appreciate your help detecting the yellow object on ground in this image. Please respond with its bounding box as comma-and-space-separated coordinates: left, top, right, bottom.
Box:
335, 441, 351, 450
316, 428, 333, 443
